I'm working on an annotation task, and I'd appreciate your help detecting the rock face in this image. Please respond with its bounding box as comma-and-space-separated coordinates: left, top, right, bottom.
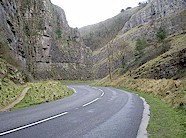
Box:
0, 0, 92, 80
79, 0, 186, 79
121, 0, 186, 40
123, 0, 186, 32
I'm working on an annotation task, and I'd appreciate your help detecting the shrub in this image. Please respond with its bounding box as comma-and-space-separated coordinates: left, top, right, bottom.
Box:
126, 7, 132, 10
135, 38, 147, 57
55, 28, 62, 38
156, 27, 167, 41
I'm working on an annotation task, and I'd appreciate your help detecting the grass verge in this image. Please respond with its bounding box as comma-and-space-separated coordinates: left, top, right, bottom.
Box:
118, 87, 186, 138
0, 81, 25, 109
60, 80, 94, 85
12, 81, 73, 110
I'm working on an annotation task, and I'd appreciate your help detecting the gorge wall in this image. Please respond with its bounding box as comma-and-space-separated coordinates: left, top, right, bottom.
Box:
0, 0, 185, 81
0, 0, 92, 80
80, 0, 186, 79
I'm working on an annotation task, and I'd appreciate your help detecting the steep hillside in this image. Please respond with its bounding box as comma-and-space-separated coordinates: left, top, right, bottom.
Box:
130, 34, 186, 79
0, 0, 92, 80
83, 0, 186, 79
79, 7, 141, 50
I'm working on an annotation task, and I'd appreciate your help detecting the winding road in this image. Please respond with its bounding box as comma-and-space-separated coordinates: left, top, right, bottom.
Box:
0, 85, 144, 138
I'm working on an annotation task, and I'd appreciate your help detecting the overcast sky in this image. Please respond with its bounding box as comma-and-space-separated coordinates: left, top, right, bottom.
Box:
51, 0, 146, 28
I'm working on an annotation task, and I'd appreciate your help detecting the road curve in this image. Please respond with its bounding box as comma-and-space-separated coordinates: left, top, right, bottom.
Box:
0, 84, 143, 138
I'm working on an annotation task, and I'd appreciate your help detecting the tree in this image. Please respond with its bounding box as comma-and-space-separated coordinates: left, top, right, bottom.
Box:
135, 38, 147, 58
101, 23, 114, 82
120, 9, 125, 13
156, 27, 167, 41
126, 7, 132, 10
115, 39, 131, 68
106, 40, 114, 82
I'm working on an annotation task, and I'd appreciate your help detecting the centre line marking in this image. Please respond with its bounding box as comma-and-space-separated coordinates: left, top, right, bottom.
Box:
83, 98, 99, 107
0, 112, 68, 136
71, 88, 77, 93
99, 89, 103, 92
101, 92, 105, 97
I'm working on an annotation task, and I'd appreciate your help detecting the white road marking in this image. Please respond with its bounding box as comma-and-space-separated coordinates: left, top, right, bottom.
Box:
0, 112, 68, 136
98, 89, 104, 97
137, 97, 150, 138
71, 88, 77, 93
101, 92, 105, 97
83, 98, 99, 107
92, 87, 97, 89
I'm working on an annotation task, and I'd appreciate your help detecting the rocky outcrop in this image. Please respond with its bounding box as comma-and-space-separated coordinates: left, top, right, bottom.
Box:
80, 0, 186, 79
121, 0, 186, 40
0, 0, 92, 80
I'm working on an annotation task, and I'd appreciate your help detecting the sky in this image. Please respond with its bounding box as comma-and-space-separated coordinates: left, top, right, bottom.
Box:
51, 0, 146, 28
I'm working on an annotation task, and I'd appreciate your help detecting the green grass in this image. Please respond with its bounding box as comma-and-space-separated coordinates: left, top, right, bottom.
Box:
0, 81, 25, 109
60, 80, 95, 85
1, 80, 94, 111
119, 87, 186, 138
12, 81, 73, 110
0, 58, 26, 109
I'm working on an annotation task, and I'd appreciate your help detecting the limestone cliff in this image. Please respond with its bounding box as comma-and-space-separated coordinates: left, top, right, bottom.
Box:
0, 0, 92, 80
121, 0, 186, 40
79, 0, 186, 79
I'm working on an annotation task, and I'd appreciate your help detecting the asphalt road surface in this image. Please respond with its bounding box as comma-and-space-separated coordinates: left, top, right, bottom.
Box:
0, 84, 144, 138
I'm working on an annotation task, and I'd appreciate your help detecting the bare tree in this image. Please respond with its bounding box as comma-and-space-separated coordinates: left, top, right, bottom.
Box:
106, 40, 114, 81
114, 38, 133, 69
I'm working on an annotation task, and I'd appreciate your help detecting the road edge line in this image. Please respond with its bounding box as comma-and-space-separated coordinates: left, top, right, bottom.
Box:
137, 97, 150, 138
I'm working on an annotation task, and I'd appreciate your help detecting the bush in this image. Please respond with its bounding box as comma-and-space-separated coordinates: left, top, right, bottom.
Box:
55, 28, 62, 38
156, 27, 167, 41
126, 7, 132, 10
135, 38, 147, 57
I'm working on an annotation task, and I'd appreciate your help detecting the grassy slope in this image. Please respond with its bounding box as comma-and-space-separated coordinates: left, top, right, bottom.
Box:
0, 58, 73, 110
12, 81, 73, 110
131, 34, 186, 79
0, 58, 26, 109
12, 80, 95, 110
79, 7, 140, 50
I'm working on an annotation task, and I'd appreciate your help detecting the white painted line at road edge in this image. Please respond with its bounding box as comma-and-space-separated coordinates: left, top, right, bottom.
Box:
0, 112, 68, 136
137, 97, 150, 138
83, 98, 99, 107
